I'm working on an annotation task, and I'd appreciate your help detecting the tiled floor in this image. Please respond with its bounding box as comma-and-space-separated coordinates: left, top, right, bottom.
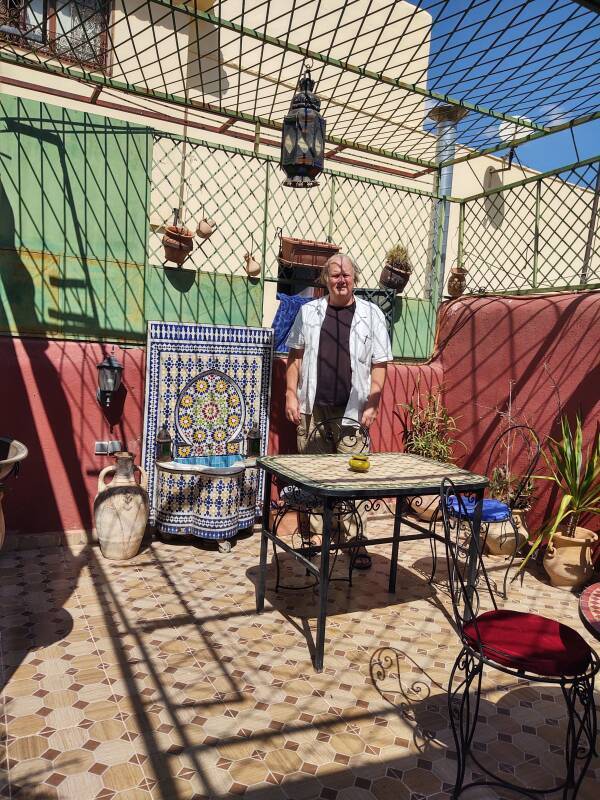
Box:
1, 517, 598, 799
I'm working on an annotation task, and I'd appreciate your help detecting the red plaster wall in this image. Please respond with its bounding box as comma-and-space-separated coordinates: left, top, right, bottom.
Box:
1, 337, 145, 536
2, 290, 599, 537
436, 292, 600, 532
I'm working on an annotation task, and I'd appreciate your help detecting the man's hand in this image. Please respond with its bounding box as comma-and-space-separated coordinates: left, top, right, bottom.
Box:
285, 393, 301, 426
285, 348, 303, 426
360, 404, 378, 429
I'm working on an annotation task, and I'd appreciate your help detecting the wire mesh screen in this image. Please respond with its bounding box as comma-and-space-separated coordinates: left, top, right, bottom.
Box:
330, 175, 433, 295
150, 134, 436, 299
149, 135, 268, 276
462, 159, 600, 294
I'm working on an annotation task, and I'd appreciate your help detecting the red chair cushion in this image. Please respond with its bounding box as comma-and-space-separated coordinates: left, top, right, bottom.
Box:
463, 609, 592, 676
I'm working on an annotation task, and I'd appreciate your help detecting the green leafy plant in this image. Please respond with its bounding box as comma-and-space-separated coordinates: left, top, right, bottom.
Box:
517, 413, 600, 573
386, 243, 412, 272
401, 391, 461, 463
488, 466, 535, 512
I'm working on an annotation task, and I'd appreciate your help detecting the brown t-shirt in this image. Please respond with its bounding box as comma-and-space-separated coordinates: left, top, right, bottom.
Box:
314, 301, 355, 408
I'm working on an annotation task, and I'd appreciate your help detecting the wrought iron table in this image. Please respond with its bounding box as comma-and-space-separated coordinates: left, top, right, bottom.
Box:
256, 452, 488, 671
579, 583, 600, 640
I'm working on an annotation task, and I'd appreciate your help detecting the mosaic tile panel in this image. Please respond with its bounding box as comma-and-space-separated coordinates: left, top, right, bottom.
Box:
0, 522, 598, 800
155, 465, 244, 540
142, 322, 273, 538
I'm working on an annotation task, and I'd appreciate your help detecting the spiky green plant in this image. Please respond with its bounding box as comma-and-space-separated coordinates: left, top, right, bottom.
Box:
516, 413, 600, 574
386, 244, 411, 272
401, 392, 460, 463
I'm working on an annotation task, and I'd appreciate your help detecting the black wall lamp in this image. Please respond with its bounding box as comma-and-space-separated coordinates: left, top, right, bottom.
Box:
96, 354, 123, 408
280, 66, 326, 188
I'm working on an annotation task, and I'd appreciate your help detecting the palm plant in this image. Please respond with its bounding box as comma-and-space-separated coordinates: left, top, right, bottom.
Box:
517, 413, 600, 572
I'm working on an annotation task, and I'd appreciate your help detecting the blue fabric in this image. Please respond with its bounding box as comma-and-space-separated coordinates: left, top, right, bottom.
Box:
272, 293, 313, 353
448, 495, 511, 523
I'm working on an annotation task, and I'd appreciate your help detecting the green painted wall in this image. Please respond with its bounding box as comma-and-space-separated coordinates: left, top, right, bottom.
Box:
393, 298, 437, 360
0, 95, 262, 341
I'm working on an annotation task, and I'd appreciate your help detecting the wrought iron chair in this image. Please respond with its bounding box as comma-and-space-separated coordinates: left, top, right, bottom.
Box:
440, 477, 599, 800
430, 424, 541, 597
271, 416, 370, 589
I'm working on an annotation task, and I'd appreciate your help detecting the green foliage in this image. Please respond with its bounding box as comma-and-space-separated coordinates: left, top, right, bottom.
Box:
386, 243, 411, 272
516, 413, 600, 575
401, 392, 460, 463
488, 466, 534, 511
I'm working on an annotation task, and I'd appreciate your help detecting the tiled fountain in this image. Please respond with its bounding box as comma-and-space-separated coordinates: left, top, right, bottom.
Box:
142, 322, 273, 551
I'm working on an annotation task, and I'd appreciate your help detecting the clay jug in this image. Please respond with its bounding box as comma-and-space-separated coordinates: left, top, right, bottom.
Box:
94, 452, 149, 561
197, 218, 218, 239
244, 252, 261, 278
447, 267, 467, 298
543, 527, 597, 589
485, 511, 528, 556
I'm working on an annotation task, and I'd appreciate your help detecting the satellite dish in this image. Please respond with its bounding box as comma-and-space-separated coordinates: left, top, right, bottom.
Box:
498, 120, 532, 144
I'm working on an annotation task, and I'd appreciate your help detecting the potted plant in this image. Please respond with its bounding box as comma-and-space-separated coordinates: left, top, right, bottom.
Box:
519, 413, 600, 588
380, 243, 412, 294
485, 466, 534, 555
400, 390, 461, 520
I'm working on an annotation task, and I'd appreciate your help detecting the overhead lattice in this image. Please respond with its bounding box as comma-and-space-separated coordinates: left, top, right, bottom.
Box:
1, 0, 599, 170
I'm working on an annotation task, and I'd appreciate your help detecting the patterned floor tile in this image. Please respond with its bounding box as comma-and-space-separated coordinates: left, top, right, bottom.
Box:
1, 520, 598, 799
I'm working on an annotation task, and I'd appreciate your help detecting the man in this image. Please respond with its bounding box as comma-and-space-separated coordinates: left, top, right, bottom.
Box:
285, 253, 393, 568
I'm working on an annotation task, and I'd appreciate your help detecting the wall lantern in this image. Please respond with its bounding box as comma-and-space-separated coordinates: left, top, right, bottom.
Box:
96, 354, 123, 408
280, 67, 326, 188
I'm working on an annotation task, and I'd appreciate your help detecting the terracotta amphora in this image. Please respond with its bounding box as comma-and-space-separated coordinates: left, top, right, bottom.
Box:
543, 527, 597, 589
196, 218, 218, 239
94, 452, 149, 561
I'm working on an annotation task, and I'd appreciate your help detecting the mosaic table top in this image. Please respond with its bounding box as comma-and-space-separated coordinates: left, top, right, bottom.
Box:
579, 583, 600, 640
257, 452, 488, 498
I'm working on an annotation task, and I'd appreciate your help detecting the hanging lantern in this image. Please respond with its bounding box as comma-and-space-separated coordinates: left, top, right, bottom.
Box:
280, 68, 326, 189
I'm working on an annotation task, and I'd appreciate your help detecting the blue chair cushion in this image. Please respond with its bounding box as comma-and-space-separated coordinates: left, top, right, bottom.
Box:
448, 495, 510, 523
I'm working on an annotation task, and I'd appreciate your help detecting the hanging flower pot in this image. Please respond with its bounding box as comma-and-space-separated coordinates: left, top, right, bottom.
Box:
379, 244, 412, 294
447, 266, 467, 298
162, 225, 194, 266
197, 218, 218, 239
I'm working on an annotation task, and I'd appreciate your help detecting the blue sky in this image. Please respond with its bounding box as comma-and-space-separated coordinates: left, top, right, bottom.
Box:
419, 0, 600, 173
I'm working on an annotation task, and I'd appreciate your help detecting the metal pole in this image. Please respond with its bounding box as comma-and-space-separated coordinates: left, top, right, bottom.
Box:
428, 106, 468, 303
532, 180, 542, 289
327, 175, 337, 243
581, 164, 600, 285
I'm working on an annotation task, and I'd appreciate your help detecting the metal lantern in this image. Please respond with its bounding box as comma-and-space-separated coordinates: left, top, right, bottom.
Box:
96, 354, 123, 408
280, 68, 326, 188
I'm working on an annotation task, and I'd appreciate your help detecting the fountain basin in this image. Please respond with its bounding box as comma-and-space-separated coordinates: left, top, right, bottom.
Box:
0, 438, 28, 482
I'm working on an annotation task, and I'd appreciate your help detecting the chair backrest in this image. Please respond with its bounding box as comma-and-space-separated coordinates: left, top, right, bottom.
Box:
306, 416, 370, 455
485, 424, 541, 511
440, 477, 497, 648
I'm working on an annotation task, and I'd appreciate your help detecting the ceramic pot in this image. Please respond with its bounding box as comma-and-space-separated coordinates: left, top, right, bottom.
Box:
543, 526, 597, 589
447, 267, 467, 298
349, 454, 370, 472
485, 510, 528, 556
162, 226, 194, 266
197, 218, 218, 239
407, 494, 439, 521
244, 252, 261, 278
94, 452, 149, 561
379, 263, 411, 293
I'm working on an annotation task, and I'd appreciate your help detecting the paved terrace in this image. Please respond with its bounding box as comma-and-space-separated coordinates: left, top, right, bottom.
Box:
1, 519, 598, 800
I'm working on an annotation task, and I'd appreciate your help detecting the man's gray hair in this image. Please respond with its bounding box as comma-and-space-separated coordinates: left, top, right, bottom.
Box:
320, 252, 361, 286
